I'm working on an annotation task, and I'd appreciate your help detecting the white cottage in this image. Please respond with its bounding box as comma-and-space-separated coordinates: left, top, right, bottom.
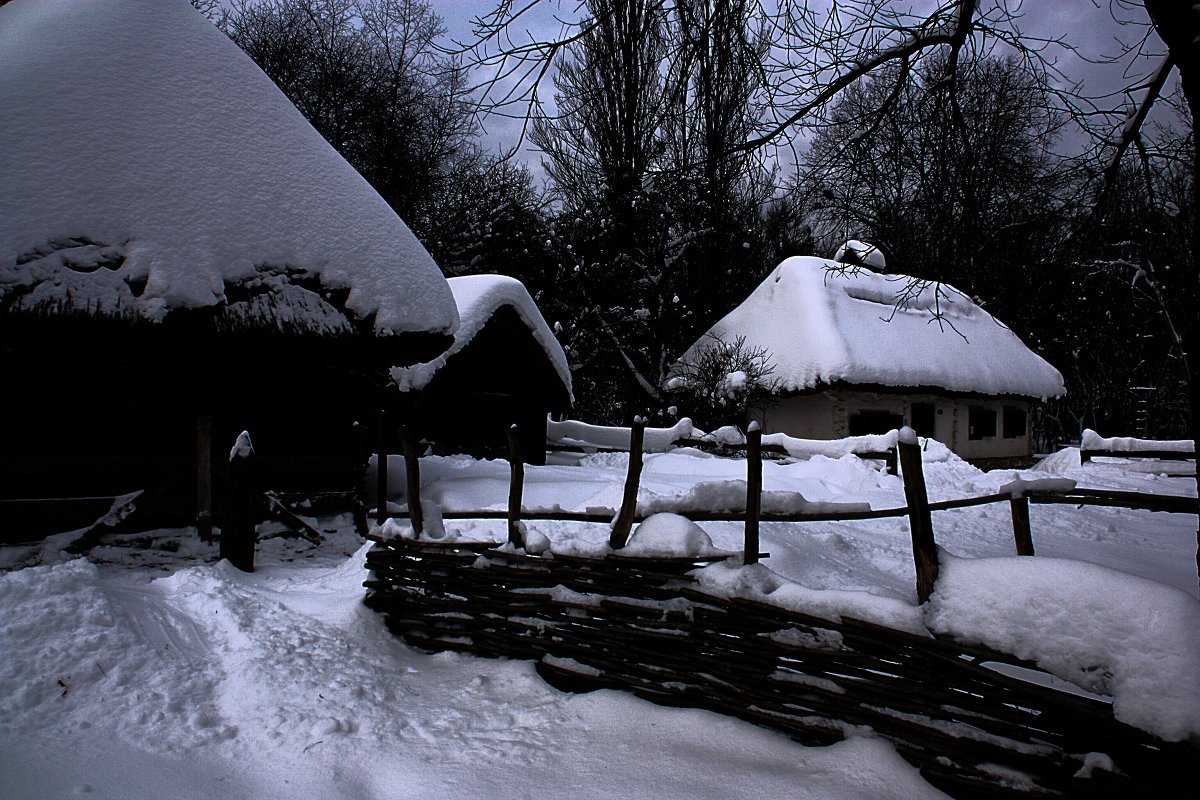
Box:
676, 256, 1065, 464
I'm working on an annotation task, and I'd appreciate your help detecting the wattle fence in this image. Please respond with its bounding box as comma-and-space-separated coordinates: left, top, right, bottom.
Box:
364, 422, 1200, 798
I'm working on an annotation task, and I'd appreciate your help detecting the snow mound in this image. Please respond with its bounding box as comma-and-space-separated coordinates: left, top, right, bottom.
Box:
925, 553, 1200, 742
0, 0, 456, 335
997, 477, 1076, 498
623, 513, 719, 557
638, 479, 870, 516
1031, 447, 1082, 473
0, 559, 234, 751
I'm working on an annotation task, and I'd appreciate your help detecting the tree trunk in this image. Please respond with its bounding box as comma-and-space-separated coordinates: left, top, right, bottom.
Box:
1142, 0, 1200, 594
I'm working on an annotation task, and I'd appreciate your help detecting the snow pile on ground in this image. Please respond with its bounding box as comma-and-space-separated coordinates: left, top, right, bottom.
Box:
1032, 447, 1083, 473
4, 437, 1200, 795
637, 479, 870, 516
0, 558, 234, 751
0, 535, 947, 800
393, 275, 572, 398
925, 553, 1200, 742
624, 513, 721, 557
996, 477, 1077, 497
0, 0, 455, 335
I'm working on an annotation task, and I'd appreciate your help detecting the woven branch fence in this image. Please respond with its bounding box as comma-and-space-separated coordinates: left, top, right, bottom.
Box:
365, 421, 1200, 798
364, 538, 1197, 799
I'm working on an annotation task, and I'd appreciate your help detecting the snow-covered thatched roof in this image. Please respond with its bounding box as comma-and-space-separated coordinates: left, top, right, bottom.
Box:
393, 275, 573, 400
0, 0, 457, 338
680, 256, 1065, 399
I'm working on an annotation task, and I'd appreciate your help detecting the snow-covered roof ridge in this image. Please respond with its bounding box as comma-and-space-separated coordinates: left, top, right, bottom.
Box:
392, 275, 573, 399
680, 256, 1065, 399
0, 0, 457, 337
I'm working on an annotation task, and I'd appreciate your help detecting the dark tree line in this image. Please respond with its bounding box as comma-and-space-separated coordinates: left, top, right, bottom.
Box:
208, 0, 1194, 444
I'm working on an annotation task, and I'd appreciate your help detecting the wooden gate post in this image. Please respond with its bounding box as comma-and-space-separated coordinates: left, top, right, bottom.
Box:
196, 413, 213, 543
376, 408, 389, 526
400, 424, 424, 536
221, 431, 257, 573
1010, 495, 1035, 556
897, 429, 938, 603
609, 416, 646, 549
744, 422, 763, 564
507, 424, 525, 547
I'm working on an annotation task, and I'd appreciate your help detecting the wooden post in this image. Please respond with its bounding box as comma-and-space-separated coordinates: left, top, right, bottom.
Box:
897, 429, 938, 603
745, 422, 763, 565
376, 409, 388, 526
608, 416, 646, 550
507, 424, 525, 548
351, 420, 369, 535
221, 431, 257, 573
196, 413, 212, 543
886, 447, 898, 476
400, 424, 424, 536
1010, 495, 1035, 556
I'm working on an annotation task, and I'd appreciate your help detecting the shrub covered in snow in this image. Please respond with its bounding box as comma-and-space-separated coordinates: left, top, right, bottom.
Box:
665, 333, 781, 430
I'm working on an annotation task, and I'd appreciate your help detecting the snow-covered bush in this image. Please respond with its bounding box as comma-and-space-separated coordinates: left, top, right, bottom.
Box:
666, 333, 780, 431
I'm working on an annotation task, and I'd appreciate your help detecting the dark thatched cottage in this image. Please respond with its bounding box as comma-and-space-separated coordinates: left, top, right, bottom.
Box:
395, 275, 573, 465
0, 0, 459, 533
673, 255, 1065, 466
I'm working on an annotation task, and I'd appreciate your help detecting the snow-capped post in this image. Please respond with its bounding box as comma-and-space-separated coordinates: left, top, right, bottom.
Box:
608, 416, 646, 549
1009, 494, 1035, 556
376, 409, 388, 526
195, 413, 212, 544
744, 421, 763, 565
896, 427, 938, 603
221, 430, 257, 572
400, 424, 423, 536
506, 424, 524, 548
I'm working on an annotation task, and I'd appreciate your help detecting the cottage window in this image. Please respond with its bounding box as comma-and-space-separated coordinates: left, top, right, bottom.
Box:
1003, 405, 1028, 438
910, 403, 936, 439
849, 410, 905, 436
968, 406, 997, 440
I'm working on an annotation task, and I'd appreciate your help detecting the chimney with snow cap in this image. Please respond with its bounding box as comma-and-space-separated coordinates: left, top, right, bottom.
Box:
833, 240, 886, 272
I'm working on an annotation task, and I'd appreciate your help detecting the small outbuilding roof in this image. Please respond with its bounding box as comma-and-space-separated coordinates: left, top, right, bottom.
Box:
392, 275, 573, 400
0, 0, 457, 338
679, 256, 1065, 399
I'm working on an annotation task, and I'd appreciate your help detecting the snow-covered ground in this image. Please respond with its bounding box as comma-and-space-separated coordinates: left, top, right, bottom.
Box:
3, 444, 1198, 799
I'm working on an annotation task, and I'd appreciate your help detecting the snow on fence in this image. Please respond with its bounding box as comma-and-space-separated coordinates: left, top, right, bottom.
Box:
1080, 428, 1196, 465
365, 421, 1200, 797
546, 418, 900, 472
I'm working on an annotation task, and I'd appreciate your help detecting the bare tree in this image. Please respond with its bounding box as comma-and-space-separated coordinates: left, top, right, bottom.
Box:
665, 0, 776, 322
222, 0, 476, 236
797, 53, 1066, 315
